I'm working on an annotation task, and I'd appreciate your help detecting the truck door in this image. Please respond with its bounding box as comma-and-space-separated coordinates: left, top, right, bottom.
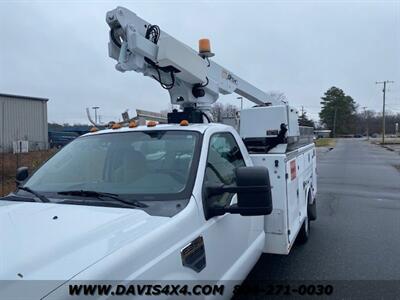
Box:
198, 132, 264, 280
286, 158, 300, 244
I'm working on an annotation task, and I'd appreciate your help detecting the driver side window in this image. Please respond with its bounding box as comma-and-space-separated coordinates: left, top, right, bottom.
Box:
204, 132, 246, 209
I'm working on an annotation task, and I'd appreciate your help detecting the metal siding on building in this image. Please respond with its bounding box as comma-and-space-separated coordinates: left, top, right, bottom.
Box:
0, 94, 48, 152
0, 100, 4, 152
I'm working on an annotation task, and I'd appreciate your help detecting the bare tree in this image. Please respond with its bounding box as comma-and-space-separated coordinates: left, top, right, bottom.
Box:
353, 110, 400, 136
224, 104, 239, 117
211, 103, 224, 122
211, 103, 239, 122
161, 103, 240, 123
265, 91, 287, 104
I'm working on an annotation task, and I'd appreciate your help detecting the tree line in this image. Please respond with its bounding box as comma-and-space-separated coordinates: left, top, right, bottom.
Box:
50, 86, 399, 136
211, 87, 399, 136
319, 86, 399, 136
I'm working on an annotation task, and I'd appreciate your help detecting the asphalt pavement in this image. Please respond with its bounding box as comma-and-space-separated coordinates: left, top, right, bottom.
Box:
241, 138, 400, 298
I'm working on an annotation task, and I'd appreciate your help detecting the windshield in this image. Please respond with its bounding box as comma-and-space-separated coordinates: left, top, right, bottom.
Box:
24, 130, 201, 200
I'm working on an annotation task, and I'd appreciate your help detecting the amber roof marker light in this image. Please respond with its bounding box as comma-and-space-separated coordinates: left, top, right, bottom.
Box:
199, 39, 214, 58
180, 120, 189, 126
147, 121, 157, 127
111, 123, 122, 129
129, 120, 138, 128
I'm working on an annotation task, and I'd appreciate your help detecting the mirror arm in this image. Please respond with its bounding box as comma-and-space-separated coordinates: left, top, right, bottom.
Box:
206, 184, 271, 197
208, 204, 272, 217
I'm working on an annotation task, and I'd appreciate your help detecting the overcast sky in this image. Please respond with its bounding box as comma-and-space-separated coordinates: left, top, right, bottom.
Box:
0, 0, 399, 124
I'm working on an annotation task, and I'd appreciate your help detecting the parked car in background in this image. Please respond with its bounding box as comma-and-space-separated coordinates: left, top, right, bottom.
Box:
48, 131, 79, 148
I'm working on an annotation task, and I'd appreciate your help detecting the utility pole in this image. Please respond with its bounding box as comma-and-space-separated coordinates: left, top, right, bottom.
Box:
362, 106, 369, 140
92, 106, 100, 124
376, 80, 394, 144
237, 96, 243, 110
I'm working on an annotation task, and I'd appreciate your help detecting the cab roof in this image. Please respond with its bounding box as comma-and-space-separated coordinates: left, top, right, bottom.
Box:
82, 123, 232, 137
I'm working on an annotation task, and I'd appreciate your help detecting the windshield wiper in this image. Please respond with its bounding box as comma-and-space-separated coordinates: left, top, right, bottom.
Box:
57, 190, 148, 208
17, 186, 51, 203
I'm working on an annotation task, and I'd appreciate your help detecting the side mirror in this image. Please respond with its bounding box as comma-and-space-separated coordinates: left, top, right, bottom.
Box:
206, 166, 273, 217
235, 166, 273, 215
16, 167, 29, 186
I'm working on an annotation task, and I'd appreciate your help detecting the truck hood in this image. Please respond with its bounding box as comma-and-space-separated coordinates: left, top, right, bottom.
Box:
0, 200, 169, 280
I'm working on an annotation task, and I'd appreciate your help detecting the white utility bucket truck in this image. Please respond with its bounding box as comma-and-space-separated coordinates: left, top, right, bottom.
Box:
0, 7, 317, 299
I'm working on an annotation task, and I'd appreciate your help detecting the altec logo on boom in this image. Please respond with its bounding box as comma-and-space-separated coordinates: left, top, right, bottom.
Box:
221, 70, 238, 85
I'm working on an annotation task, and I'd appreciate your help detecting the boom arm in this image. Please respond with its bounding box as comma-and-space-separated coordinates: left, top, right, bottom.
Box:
106, 7, 282, 119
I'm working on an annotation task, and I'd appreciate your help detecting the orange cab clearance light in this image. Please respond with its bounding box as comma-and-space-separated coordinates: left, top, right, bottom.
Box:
90, 127, 99, 132
112, 123, 122, 129
147, 121, 157, 127
180, 120, 189, 126
128, 120, 138, 128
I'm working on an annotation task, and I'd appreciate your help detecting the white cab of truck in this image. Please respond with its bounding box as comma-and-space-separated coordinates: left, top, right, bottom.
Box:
0, 123, 264, 298
0, 120, 316, 299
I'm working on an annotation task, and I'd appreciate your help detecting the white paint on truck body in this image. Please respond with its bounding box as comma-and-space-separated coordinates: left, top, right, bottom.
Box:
251, 143, 316, 254
240, 106, 300, 138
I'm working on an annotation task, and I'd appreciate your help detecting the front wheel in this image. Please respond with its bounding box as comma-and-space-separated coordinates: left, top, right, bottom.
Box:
297, 216, 310, 244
